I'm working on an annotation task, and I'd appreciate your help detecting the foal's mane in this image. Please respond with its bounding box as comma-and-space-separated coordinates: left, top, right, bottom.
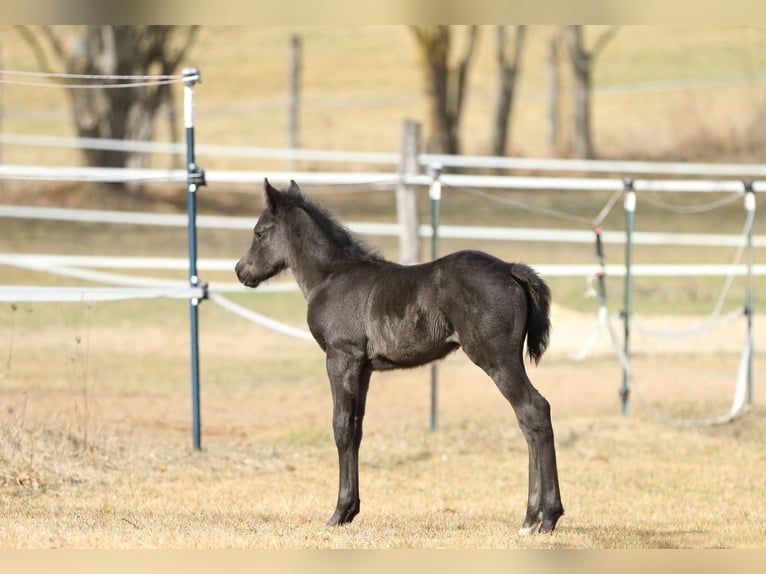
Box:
284, 187, 385, 263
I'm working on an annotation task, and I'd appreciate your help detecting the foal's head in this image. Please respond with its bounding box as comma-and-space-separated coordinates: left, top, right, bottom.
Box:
234, 179, 296, 288
235, 178, 383, 289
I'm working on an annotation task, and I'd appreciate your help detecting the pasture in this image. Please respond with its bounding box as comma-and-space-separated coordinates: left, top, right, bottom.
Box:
1, 186, 765, 548
2, 26, 766, 549
0, 294, 765, 548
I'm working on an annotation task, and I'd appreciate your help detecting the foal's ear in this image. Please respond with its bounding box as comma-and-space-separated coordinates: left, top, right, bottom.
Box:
287, 180, 301, 195
263, 178, 284, 212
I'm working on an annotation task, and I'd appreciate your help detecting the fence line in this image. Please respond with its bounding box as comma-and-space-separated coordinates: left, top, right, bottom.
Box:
208, 293, 314, 342
0, 253, 235, 271
0, 69, 196, 90
2, 203, 763, 248
2, 163, 765, 193
0, 253, 293, 293
0, 285, 204, 302
0, 134, 400, 165
421, 153, 766, 177
0, 204, 254, 229
2, 254, 765, 279
5, 132, 766, 178
1, 127, 762, 428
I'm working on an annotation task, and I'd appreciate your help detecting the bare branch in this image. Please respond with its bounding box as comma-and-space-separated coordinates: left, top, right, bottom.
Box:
565, 26, 590, 74
13, 25, 58, 72
454, 25, 478, 121
409, 25, 477, 154
492, 26, 526, 156
513, 26, 526, 67
496, 25, 526, 69
592, 25, 621, 58
165, 26, 199, 71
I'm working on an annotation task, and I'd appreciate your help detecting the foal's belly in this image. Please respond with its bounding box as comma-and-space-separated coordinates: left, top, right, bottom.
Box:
366, 311, 459, 371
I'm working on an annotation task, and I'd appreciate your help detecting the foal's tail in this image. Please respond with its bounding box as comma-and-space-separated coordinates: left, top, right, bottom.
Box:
510, 263, 551, 365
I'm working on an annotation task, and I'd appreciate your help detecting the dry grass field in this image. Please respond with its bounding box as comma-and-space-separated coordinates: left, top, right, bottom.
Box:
1, 295, 765, 549
2, 26, 766, 550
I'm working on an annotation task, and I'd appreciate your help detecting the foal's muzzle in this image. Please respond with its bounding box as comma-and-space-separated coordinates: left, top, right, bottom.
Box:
235, 260, 260, 288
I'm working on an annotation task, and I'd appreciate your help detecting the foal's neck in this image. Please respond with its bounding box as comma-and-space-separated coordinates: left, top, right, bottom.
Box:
286, 210, 353, 299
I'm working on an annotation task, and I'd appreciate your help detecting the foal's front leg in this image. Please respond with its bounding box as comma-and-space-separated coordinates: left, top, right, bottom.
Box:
325, 350, 371, 526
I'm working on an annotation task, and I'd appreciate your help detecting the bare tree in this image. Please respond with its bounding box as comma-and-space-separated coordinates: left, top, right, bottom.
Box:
17, 25, 198, 191
491, 25, 526, 157
410, 25, 478, 155
547, 29, 562, 156
287, 34, 301, 170
565, 25, 619, 159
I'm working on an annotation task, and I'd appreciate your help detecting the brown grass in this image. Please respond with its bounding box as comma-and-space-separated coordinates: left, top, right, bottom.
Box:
1, 300, 765, 549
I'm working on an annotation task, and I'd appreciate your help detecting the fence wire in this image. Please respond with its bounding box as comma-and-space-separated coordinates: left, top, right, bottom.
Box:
0, 69, 193, 90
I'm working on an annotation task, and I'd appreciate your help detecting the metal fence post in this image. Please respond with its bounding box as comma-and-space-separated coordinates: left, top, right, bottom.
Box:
183, 68, 207, 451
428, 162, 442, 431
744, 181, 756, 405
621, 178, 636, 415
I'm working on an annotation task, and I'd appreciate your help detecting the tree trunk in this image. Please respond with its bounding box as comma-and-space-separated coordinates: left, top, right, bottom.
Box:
572, 56, 592, 159
547, 30, 561, 156
565, 25, 620, 160
566, 26, 593, 159
287, 34, 301, 170
422, 27, 454, 153
22, 25, 198, 193
411, 26, 478, 155
491, 25, 525, 157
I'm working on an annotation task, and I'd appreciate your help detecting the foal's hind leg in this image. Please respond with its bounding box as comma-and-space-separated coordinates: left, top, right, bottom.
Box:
501, 359, 563, 534
511, 379, 563, 534
325, 350, 371, 526
463, 343, 563, 533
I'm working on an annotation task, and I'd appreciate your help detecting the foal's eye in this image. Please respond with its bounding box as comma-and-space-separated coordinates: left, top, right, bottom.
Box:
254, 223, 273, 240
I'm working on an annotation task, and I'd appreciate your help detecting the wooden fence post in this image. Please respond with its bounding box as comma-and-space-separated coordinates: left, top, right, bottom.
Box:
397, 118, 422, 265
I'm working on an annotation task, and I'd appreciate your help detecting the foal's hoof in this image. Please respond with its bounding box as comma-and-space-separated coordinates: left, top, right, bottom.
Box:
326, 506, 358, 527
518, 513, 542, 536
538, 518, 558, 534
518, 524, 540, 536
326, 514, 348, 527
540, 507, 564, 533
518, 511, 561, 535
